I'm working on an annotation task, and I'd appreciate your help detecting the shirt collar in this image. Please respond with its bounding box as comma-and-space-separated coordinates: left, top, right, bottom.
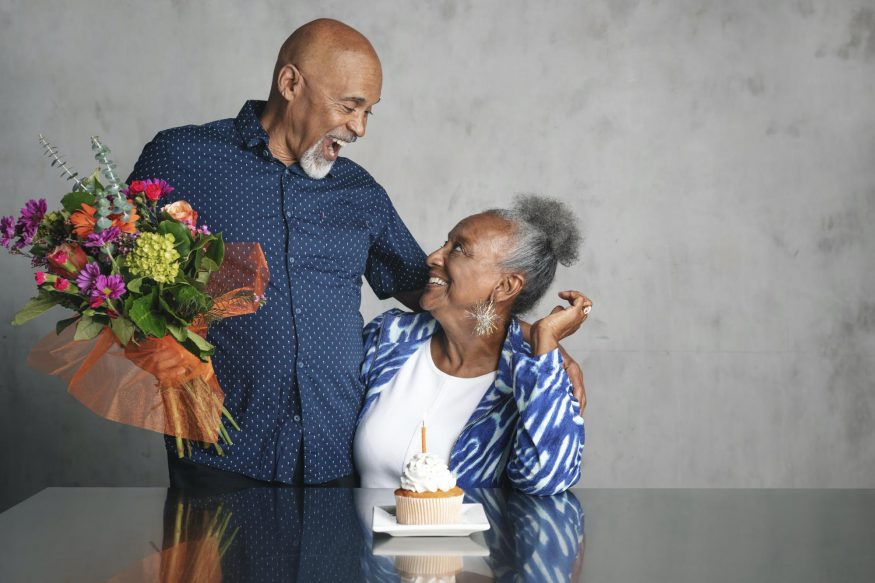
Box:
234, 99, 336, 179
234, 100, 270, 149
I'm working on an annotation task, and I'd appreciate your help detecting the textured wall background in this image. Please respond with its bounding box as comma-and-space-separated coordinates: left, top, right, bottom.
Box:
1, 0, 873, 510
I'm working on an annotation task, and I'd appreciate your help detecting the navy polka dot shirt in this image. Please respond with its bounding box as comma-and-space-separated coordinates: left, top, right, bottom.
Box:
130, 101, 428, 484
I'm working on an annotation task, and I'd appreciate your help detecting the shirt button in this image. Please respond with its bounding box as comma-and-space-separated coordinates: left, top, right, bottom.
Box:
285, 211, 292, 218
289, 257, 295, 264
293, 415, 301, 423
262, 148, 270, 157
295, 308, 301, 315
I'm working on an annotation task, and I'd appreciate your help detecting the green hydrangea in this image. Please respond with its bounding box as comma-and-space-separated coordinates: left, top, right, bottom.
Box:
127, 232, 180, 283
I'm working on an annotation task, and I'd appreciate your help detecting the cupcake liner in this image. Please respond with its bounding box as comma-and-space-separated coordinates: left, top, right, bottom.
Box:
395, 493, 464, 525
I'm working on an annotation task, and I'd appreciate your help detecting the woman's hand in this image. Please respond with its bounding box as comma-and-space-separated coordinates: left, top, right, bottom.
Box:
530, 291, 592, 357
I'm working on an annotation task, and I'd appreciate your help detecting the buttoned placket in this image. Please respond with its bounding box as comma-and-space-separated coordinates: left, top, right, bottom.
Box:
277, 160, 304, 428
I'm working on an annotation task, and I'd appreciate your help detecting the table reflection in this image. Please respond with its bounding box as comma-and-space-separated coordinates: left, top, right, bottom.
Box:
105, 488, 585, 582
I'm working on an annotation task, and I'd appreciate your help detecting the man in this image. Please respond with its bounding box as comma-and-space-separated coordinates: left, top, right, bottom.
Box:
130, 19, 584, 489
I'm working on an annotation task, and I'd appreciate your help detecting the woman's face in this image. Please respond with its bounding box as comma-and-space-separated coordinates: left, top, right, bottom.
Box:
420, 213, 513, 318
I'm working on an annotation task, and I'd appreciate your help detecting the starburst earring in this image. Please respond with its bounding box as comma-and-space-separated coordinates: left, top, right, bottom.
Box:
466, 297, 500, 336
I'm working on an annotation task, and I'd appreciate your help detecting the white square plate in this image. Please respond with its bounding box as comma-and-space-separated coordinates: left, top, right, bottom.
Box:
372, 503, 490, 537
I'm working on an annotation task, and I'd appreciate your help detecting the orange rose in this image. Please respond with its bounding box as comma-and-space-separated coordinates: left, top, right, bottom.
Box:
162, 200, 198, 228
70, 202, 139, 238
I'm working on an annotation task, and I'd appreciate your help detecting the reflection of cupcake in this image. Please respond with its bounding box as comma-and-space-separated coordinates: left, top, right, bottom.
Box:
395, 554, 463, 581
394, 453, 464, 525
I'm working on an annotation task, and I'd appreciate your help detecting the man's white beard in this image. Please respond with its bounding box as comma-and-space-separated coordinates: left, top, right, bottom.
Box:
299, 138, 334, 180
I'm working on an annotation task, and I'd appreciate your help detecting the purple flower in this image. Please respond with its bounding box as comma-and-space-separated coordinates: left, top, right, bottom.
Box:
19, 198, 47, 228
75, 262, 102, 295
90, 274, 126, 308
0, 215, 14, 248
84, 226, 121, 248
196, 224, 211, 236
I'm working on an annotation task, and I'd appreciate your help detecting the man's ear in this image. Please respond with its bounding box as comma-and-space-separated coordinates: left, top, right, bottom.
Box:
494, 273, 525, 305
277, 64, 303, 101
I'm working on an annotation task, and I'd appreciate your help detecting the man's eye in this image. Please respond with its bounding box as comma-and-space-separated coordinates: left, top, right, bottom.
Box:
451, 243, 463, 253
342, 105, 355, 113
365, 110, 374, 117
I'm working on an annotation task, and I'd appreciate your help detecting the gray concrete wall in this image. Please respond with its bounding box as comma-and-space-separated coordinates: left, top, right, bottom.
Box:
1, 0, 873, 510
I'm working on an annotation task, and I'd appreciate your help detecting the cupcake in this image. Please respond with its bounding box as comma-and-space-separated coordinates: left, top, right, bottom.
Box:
394, 452, 464, 525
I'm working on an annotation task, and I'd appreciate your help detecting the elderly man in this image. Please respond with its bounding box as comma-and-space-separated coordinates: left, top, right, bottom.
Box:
130, 19, 584, 489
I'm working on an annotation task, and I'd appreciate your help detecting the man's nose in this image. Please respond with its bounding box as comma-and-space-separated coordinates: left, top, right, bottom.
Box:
348, 112, 367, 138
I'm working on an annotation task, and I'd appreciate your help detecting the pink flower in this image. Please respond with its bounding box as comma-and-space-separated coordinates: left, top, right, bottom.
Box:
54, 278, 70, 291
35, 272, 47, 285
46, 243, 88, 276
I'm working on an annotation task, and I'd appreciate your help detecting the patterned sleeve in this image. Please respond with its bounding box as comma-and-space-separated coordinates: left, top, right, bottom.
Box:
360, 310, 390, 387
127, 131, 175, 183
505, 348, 585, 495
364, 190, 428, 300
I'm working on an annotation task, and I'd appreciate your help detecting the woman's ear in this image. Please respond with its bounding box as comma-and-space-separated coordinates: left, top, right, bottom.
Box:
494, 273, 525, 304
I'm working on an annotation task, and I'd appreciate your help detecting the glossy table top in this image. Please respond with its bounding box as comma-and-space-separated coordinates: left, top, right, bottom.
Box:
1, 487, 873, 582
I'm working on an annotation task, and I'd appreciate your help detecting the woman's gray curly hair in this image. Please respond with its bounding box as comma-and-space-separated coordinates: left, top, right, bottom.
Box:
486, 194, 581, 315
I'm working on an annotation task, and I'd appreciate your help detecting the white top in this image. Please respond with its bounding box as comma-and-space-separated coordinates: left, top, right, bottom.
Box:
354, 338, 497, 488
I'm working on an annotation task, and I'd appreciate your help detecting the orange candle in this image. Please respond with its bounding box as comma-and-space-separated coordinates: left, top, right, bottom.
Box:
421, 421, 427, 453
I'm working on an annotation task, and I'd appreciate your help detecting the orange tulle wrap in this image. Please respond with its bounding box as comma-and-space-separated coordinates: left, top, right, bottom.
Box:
26, 242, 269, 443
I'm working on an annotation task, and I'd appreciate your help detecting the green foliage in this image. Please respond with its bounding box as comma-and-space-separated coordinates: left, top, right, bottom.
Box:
61, 191, 97, 214
74, 314, 105, 340
110, 317, 135, 345
11, 292, 59, 326
56, 315, 80, 335
183, 329, 214, 361
158, 220, 193, 258
128, 288, 167, 338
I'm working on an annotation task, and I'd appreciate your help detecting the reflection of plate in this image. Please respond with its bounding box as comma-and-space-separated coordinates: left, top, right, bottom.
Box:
372, 504, 490, 537
373, 532, 490, 556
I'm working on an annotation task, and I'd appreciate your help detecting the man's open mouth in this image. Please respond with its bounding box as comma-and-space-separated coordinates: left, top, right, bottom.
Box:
322, 136, 352, 161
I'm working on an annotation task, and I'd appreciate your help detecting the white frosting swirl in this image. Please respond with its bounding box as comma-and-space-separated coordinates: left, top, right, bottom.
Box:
400, 453, 457, 493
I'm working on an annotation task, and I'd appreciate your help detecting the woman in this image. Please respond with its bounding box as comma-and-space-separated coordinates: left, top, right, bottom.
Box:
353, 195, 591, 495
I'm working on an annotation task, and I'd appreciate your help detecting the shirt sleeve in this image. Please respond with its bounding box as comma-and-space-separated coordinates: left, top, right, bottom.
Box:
505, 348, 586, 495
126, 131, 176, 184
364, 191, 428, 300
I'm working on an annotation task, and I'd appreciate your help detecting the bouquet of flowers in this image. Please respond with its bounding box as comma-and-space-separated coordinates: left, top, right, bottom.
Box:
3, 136, 269, 456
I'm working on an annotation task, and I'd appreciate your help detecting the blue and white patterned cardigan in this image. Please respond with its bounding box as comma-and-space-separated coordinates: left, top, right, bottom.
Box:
358, 309, 585, 495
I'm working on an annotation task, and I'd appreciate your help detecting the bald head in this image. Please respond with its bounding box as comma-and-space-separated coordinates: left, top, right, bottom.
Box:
260, 19, 383, 175
272, 19, 381, 88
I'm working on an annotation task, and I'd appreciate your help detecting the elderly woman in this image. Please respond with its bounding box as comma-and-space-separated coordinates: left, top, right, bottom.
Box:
353, 195, 590, 495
